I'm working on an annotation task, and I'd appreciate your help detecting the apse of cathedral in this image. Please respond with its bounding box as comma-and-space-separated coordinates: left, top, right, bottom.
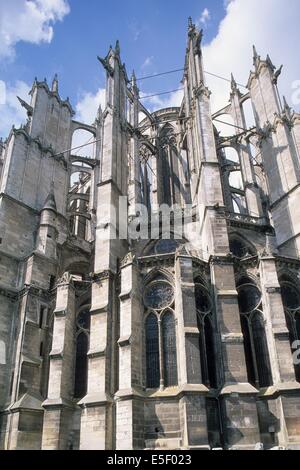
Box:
1, 18, 300, 451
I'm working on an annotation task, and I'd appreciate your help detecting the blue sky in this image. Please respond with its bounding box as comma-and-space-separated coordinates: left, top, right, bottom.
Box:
0, 0, 225, 109
1, 0, 300, 136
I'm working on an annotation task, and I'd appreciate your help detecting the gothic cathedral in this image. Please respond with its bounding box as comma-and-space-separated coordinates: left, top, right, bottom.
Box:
1, 19, 300, 450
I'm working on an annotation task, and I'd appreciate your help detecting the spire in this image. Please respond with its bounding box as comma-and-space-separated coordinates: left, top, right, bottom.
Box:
42, 183, 57, 213
115, 39, 120, 56
283, 95, 292, 115
131, 70, 139, 96
96, 103, 102, 123
253, 45, 260, 66
131, 70, 137, 87
0, 137, 4, 155
231, 73, 238, 92
188, 16, 193, 29
51, 74, 59, 93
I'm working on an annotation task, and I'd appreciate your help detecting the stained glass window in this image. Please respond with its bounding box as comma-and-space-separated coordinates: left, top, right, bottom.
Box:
162, 312, 178, 387
195, 284, 211, 313
146, 314, 160, 388
281, 283, 300, 310
144, 281, 174, 310
238, 284, 261, 313
74, 332, 89, 399
154, 239, 178, 254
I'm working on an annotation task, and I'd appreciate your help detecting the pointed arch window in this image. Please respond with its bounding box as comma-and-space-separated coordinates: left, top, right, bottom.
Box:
194, 282, 217, 388
237, 280, 272, 388
74, 308, 90, 399
144, 275, 178, 389
280, 280, 300, 381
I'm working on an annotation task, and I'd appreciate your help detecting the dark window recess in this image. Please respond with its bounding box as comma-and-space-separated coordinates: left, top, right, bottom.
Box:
238, 284, 261, 313
9, 372, 14, 396
251, 313, 273, 388
39, 306, 47, 328
145, 314, 160, 388
74, 333, 89, 399
241, 313, 273, 388
162, 311, 178, 387
281, 284, 300, 310
230, 239, 253, 258
39, 342, 44, 357
195, 285, 211, 313
49, 275, 56, 290
197, 316, 217, 388
77, 309, 91, 331
241, 315, 256, 387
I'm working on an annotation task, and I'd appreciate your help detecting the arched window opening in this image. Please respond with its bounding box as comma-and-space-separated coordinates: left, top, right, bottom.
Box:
242, 98, 256, 130
213, 114, 235, 138
229, 238, 255, 259
145, 314, 160, 389
195, 283, 217, 388
280, 280, 300, 381
237, 280, 272, 388
229, 170, 244, 191
74, 308, 90, 399
71, 129, 96, 159
69, 171, 91, 240
162, 312, 178, 387
232, 193, 247, 215
223, 147, 240, 164
144, 274, 177, 389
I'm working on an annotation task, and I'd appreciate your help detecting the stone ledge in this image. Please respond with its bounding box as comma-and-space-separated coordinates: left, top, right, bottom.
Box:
220, 382, 259, 396
10, 393, 44, 412
42, 397, 74, 409
258, 381, 300, 398
77, 393, 113, 408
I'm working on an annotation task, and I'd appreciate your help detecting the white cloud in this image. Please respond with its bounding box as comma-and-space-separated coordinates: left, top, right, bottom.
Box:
141, 56, 154, 69
141, 88, 184, 113
0, 0, 70, 60
0, 80, 31, 137
202, 0, 300, 114
75, 88, 106, 125
197, 8, 211, 27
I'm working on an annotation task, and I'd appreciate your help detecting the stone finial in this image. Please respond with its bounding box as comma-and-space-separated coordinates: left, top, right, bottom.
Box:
42, 182, 57, 213
96, 103, 102, 123
266, 54, 276, 72
51, 74, 59, 93
188, 16, 193, 29
283, 95, 292, 114
115, 40, 120, 55
17, 96, 33, 117
273, 64, 283, 85
131, 70, 139, 96
252, 45, 260, 66
231, 73, 238, 92
131, 70, 137, 87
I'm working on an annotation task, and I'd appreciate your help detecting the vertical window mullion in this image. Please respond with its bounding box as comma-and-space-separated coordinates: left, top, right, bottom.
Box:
248, 316, 260, 388
158, 318, 164, 390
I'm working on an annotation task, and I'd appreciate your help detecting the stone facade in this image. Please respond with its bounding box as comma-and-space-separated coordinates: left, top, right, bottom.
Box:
1, 20, 300, 450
